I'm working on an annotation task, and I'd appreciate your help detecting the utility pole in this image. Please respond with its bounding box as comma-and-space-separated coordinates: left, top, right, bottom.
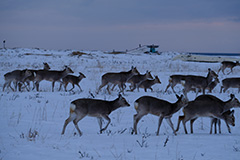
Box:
3, 40, 6, 49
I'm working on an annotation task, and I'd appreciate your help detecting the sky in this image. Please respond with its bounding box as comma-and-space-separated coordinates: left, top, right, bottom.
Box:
0, 0, 240, 53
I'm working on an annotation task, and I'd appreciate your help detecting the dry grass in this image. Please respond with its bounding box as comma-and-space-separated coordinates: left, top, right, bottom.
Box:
70, 51, 89, 57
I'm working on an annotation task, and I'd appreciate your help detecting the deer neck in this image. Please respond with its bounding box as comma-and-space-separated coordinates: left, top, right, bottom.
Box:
222, 99, 234, 113
206, 72, 213, 84
171, 100, 184, 115
110, 98, 121, 112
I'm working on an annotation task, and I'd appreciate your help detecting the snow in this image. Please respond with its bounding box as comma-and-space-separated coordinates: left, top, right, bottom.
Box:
0, 48, 240, 160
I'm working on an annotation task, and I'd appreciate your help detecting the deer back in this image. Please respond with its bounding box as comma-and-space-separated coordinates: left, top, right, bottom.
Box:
134, 95, 186, 117
222, 78, 240, 88
35, 66, 73, 81
71, 94, 130, 116
102, 66, 139, 84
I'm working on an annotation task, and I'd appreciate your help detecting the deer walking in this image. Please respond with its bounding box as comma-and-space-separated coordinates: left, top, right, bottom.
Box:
220, 77, 240, 93
218, 61, 240, 75
3, 69, 32, 92
61, 94, 130, 136
34, 65, 74, 92
19, 62, 51, 91
98, 66, 139, 94
175, 94, 239, 134
61, 72, 86, 92
136, 75, 161, 92
132, 94, 187, 136
126, 70, 153, 91
182, 68, 218, 98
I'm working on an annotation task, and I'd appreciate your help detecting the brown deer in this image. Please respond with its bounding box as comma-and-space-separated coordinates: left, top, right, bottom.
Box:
19, 62, 51, 91
61, 72, 86, 92
182, 68, 218, 99
164, 75, 188, 93
210, 110, 235, 134
220, 77, 240, 93
195, 77, 220, 95
175, 94, 239, 134
3, 69, 32, 92
34, 65, 74, 92
126, 70, 153, 91
136, 75, 161, 92
132, 94, 187, 136
218, 61, 240, 75
98, 66, 139, 94
61, 94, 130, 136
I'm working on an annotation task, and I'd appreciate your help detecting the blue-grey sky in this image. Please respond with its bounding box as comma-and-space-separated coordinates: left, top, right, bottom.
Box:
1, 0, 240, 52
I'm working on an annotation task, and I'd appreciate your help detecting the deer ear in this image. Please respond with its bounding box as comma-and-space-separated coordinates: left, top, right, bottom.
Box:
118, 93, 122, 99
230, 94, 235, 99
175, 94, 180, 99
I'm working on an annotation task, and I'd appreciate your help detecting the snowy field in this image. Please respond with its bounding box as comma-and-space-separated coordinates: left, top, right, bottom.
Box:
0, 47, 240, 160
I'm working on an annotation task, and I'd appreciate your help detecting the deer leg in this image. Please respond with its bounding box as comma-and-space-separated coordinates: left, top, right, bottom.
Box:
76, 84, 83, 92
111, 84, 117, 91
164, 83, 171, 92
224, 120, 231, 133
52, 81, 55, 92
133, 113, 145, 135
98, 80, 108, 92
130, 84, 137, 92
61, 113, 77, 135
222, 67, 226, 75
218, 120, 221, 134
64, 83, 68, 92
100, 115, 111, 133
69, 83, 75, 91
165, 117, 177, 135
97, 117, 103, 131
210, 118, 217, 134
175, 115, 184, 132
106, 85, 111, 94
190, 118, 197, 134
156, 116, 164, 136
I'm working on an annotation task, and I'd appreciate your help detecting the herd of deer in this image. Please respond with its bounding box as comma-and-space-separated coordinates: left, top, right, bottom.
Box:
2, 60, 240, 136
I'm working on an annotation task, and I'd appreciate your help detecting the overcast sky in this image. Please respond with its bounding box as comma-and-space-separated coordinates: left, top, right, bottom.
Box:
1, 0, 240, 52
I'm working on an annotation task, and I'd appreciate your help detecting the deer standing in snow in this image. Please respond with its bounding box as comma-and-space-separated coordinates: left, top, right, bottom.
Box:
175, 94, 239, 134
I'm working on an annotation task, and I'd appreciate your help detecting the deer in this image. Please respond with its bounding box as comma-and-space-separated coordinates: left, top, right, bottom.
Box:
19, 62, 51, 91
61, 72, 86, 92
3, 69, 32, 92
164, 75, 188, 93
175, 94, 239, 134
182, 68, 218, 99
98, 66, 139, 94
61, 94, 130, 136
220, 77, 240, 93
218, 61, 240, 75
136, 75, 161, 92
126, 70, 153, 91
131, 94, 187, 136
195, 77, 220, 95
34, 65, 74, 92
210, 110, 235, 134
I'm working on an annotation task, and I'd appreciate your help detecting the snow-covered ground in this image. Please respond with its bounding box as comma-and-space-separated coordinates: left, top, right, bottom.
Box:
0, 47, 240, 160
